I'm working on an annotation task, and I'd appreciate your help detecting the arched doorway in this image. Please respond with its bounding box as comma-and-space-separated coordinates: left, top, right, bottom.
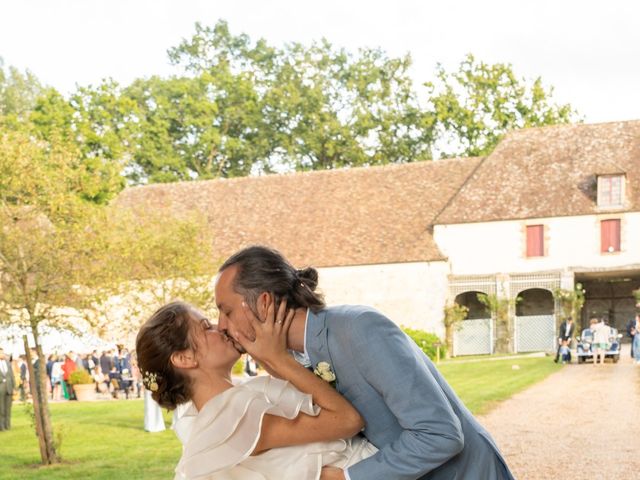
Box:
453, 291, 493, 356
514, 288, 556, 352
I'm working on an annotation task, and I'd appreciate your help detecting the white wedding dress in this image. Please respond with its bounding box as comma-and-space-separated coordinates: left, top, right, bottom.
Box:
173, 376, 377, 480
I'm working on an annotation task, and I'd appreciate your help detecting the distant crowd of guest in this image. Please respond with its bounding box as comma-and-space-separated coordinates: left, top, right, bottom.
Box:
8, 347, 142, 402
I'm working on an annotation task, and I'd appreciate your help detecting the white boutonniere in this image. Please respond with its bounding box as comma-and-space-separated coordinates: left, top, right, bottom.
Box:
313, 361, 336, 387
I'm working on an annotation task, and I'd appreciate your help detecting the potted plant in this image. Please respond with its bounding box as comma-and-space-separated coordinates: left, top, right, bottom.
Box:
68, 369, 96, 401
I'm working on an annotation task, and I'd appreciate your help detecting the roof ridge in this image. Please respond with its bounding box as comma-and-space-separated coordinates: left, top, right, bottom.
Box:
431, 156, 488, 225
500, 118, 640, 140
119, 157, 482, 195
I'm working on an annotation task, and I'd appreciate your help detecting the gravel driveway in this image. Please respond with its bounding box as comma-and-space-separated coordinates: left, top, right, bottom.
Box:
478, 344, 640, 480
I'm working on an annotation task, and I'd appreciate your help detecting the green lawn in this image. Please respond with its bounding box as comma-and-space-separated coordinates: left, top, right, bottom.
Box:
0, 400, 180, 480
1, 357, 560, 479
437, 356, 561, 414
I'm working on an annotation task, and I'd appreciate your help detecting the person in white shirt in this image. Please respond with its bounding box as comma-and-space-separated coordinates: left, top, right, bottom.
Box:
590, 317, 610, 366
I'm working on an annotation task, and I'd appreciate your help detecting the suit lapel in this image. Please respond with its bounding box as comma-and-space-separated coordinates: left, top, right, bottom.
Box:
306, 308, 344, 390
305, 309, 330, 367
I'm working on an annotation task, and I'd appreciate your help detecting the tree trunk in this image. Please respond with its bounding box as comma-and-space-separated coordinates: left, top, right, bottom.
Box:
23, 334, 60, 465
445, 325, 454, 359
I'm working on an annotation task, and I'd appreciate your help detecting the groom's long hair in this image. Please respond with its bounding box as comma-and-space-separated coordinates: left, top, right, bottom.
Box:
219, 245, 325, 313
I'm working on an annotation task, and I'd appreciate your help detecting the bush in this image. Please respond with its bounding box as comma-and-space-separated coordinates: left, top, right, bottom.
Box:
232, 358, 245, 376
402, 327, 446, 361
68, 369, 94, 385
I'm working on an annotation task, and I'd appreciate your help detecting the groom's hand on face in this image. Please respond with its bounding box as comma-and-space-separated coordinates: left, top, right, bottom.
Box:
238, 297, 277, 345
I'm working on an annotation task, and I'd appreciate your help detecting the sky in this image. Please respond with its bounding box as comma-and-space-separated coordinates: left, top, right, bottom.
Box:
0, 0, 638, 124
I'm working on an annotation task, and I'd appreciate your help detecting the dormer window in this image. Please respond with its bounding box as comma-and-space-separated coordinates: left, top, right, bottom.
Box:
597, 174, 624, 207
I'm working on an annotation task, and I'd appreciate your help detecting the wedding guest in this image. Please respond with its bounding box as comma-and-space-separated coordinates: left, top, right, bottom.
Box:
99, 350, 113, 375
108, 366, 122, 399
10, 357, 20, 400
630, 313, 640, 364
628, 314, 639, 360
91, 350, 100, 370
17, 355, 28, 401
0, 348, 15, 431
120, 348, 132, 372
244, 355, 259, 377
590, 318, 610, 366
131, 357, 143, 399
554, 317, 574, 363
73, 351, 85, 371
91, 367, 108, 395
50, 355, 64, 401
62, 353, 77, 400
46, 354, 55, 397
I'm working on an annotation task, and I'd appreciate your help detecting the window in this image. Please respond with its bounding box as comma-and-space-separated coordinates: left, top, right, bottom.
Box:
526, 225, 544, 257
600, 219, 621, 253
597, 175, 624, 207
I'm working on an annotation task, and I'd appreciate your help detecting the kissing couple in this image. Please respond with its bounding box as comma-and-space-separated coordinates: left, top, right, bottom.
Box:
136, 246, 514, 480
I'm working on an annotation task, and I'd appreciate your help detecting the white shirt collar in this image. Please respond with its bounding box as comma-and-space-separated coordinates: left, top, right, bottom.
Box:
289, 309, 311, 368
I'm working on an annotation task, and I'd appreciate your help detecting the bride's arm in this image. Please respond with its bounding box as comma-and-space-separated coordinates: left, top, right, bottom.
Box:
236, 300, 364, 454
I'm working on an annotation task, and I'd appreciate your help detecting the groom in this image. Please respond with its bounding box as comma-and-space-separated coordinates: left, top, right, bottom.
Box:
215, 246, 514, 480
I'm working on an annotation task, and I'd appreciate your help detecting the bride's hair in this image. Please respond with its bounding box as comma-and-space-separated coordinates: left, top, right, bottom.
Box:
135, 301, 197, 410
219, 245, 325, 314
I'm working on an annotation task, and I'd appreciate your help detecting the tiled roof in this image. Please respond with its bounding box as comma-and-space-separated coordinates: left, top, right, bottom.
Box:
435, 120, 640, 225
114, 158, 481, 267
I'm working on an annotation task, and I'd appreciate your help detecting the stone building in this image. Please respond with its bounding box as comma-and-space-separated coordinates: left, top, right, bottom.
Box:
116, 120, 640, 355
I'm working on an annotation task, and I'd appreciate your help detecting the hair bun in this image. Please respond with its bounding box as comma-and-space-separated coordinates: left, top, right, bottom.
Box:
297, 267, 319, 291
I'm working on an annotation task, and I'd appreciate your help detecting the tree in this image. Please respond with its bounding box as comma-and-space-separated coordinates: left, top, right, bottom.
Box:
477, 292, 521, 354
89, 209, 218, 342
0, 130, 104, 465
123, 71, 269, 182
0, 129, 218, 465
29, 84, 129, 203
443, 302, 469, 358
426, 54, 578, 158
0, 57, 44, 119
264, 41, 434, 171
163, 20, 434, 178
553, 283, 586, 328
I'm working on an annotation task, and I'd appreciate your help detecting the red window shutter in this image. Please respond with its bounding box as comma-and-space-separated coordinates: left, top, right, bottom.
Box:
526, 225, 544, 257
601, 219, 621, 253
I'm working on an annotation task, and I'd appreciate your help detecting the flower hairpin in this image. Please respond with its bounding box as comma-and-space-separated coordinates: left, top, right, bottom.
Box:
143, 371, 159, 392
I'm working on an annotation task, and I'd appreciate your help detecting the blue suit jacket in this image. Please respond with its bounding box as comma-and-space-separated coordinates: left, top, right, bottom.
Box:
306, 305, 514, 480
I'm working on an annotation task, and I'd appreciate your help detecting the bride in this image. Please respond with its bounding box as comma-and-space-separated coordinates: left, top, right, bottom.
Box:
135, 299, 377, 479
